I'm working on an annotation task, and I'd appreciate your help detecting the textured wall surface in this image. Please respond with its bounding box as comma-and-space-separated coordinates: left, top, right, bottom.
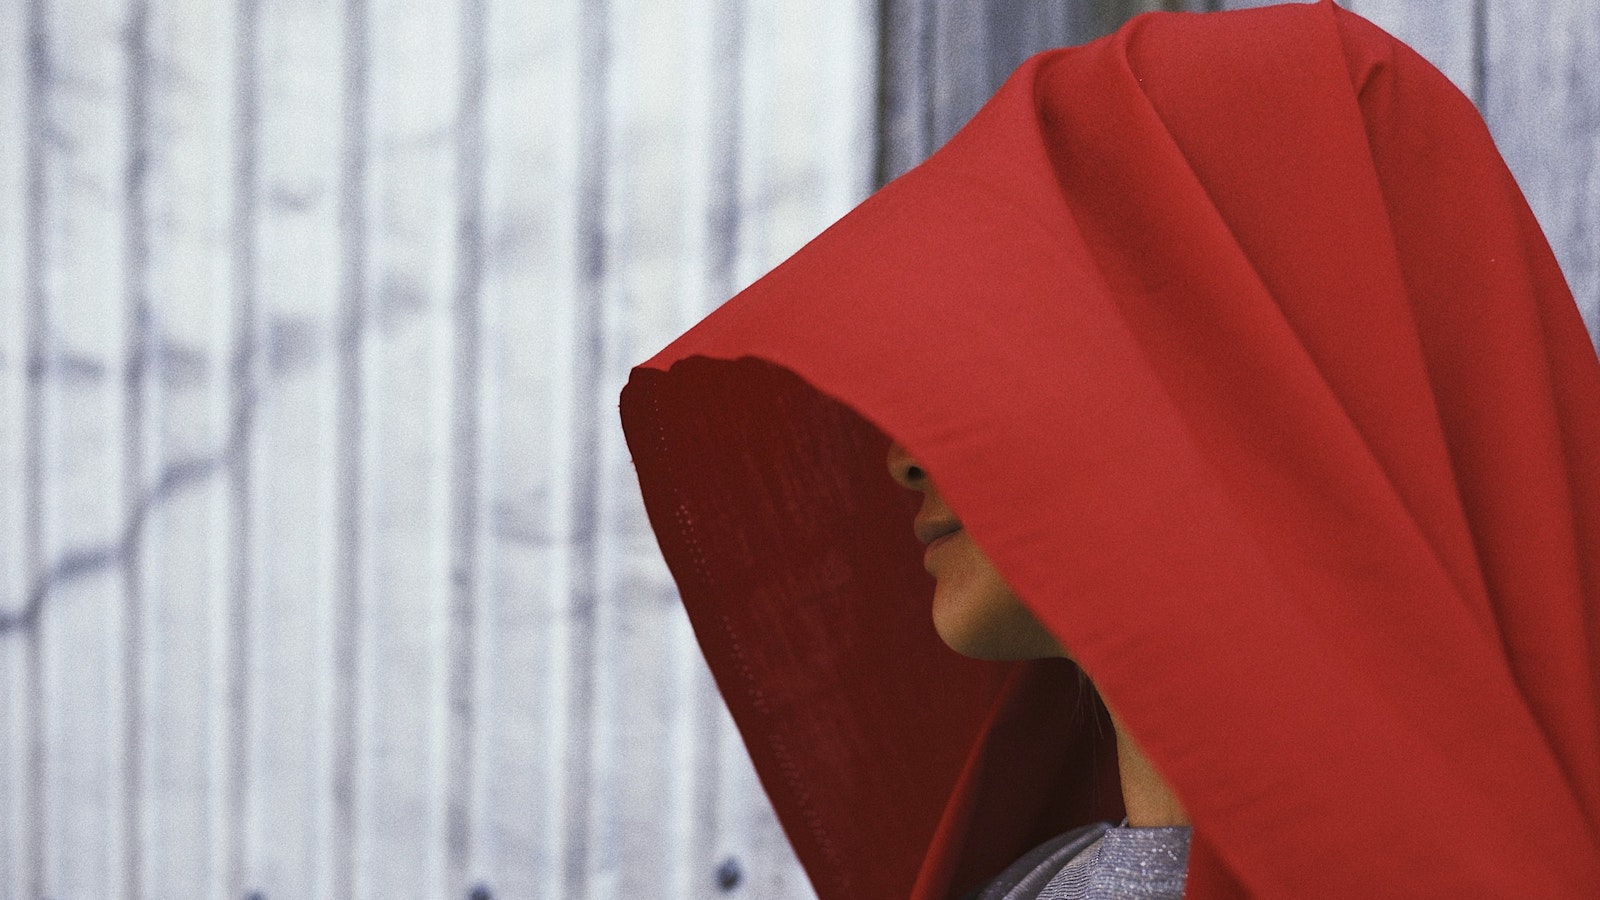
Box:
0, 1, 1593, 898
0, 0, 873, 897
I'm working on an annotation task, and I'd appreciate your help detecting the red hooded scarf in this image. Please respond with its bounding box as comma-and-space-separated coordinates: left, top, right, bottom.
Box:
619, 2, 1600, 896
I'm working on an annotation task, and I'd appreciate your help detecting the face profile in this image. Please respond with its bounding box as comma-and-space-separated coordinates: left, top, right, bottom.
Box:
886, 441, 1067, 661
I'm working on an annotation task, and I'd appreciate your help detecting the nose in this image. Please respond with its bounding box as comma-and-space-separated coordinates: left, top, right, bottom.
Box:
886, 441, 929, 491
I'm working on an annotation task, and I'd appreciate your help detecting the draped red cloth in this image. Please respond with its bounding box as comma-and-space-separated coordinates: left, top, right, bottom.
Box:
619, 2, 1600, 896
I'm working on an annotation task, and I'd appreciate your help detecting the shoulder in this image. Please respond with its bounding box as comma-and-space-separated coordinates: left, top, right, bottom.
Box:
962, 821, 1112, 900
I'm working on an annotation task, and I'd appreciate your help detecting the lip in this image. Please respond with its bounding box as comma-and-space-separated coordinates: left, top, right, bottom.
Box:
922, 527, 961, 568
914, 518, 962, 546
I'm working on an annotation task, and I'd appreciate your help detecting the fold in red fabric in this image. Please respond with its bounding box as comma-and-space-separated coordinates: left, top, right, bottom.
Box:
620, 2, 1600, 896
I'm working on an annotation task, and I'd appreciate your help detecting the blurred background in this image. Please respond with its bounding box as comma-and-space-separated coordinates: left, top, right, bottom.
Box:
0, 0, 1595, 897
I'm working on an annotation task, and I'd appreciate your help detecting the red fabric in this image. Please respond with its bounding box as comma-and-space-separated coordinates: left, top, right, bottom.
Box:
619, 2, 1600, 897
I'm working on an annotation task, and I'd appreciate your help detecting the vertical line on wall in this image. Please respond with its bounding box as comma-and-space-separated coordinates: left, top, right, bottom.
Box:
707, 0, 745, 292
872, 0, 933, 186
562, 0, 609, 895
332, 0, 371, 893
226, 0, 262, 893
919, 0, 935, 164
871, 0, 894, 188
927, 0, 946, 151
1470, 0, 1488, 112
695, 0, 746, 885
446, 0, 488, 890
119, 2, 153, 896
22, 0, 49, 894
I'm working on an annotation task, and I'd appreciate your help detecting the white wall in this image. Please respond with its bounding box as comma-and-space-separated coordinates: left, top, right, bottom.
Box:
0, 0, 874, 897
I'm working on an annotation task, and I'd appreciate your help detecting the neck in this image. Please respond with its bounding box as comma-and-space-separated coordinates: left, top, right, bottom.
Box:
1110, 711, 1191, 827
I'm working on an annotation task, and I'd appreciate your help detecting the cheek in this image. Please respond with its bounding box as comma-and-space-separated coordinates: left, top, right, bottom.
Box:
928, 536, 1065, 661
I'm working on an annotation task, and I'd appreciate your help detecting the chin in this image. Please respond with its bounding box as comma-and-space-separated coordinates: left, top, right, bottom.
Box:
931, 579, 1065, 661
925, 531, 1066, 660
934, 616, 1028, 660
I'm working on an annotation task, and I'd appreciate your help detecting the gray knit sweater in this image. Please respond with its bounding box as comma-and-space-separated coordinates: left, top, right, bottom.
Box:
971, 821, 1192, 900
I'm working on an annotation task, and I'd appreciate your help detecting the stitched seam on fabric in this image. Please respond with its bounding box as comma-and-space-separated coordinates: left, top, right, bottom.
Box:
648, 389, 853, 897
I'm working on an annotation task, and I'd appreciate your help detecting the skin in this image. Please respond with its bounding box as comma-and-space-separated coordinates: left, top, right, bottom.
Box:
887, 441, 1191, 828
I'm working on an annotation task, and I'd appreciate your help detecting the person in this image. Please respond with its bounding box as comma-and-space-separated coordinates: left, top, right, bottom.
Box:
888, 440, 1194, 898
619, 1, 1600, 896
